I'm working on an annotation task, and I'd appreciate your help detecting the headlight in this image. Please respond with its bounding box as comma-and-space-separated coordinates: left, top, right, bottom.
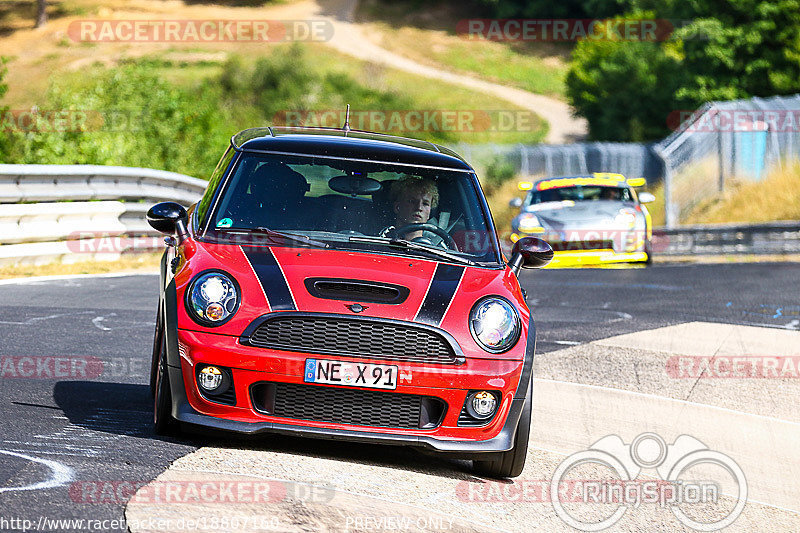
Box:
469, 297, 521, 353
187, 271, 240, 326
518, 213, 544, 233
615, 208, 637, 227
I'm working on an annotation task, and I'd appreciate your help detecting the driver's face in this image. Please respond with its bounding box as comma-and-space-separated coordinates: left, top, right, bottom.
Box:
394, 191, 432, 227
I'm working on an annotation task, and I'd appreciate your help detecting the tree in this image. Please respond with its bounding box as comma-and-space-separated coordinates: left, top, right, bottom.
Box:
565, 0, 800, 141
36, 0, 47, 28
477, 0, 632, 18
675, 1, 800, 103
566, 16, 687, 141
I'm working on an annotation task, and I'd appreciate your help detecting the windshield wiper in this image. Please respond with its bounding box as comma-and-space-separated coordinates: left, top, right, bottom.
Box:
220, 227, 329, 249
348, 235, 476, 266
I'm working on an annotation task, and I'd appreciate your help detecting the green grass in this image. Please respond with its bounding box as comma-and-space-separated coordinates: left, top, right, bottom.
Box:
355, 0, 570, 98
1, 43, 546, 179
0, 253, 161, 279
640, 163, 800, 227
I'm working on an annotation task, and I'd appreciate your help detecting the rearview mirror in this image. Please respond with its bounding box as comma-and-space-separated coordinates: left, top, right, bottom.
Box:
638, 192, 656, 204
509, 197, 523, 208
147, 202, 189, 240
508, 237, 553, 275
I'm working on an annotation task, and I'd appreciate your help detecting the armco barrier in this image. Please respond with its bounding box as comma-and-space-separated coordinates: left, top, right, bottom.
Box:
653, 221, 800, 256
1, 165, 798, 265
0, 164, 206, 265
0, 164, 206, 204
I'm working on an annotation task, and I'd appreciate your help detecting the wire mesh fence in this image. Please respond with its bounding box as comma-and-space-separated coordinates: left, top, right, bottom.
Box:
450, 142, 663, 183
456, 93, 800, 228
654, 94, 800, 227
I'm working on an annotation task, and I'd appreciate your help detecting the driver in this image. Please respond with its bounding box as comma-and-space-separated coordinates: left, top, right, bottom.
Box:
379, 176, 446, 247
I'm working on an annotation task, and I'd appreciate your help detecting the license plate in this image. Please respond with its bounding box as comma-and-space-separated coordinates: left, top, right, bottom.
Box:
304, 359, 398, 390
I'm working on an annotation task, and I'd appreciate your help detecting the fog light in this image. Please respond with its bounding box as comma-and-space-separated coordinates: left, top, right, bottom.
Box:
468, 391, 498, 419
198, 366, 223, 392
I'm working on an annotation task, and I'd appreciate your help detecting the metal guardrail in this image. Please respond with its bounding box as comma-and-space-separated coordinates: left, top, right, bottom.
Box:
1, 165, 798, 265
653, 221, 800, 256
0, 164, 206, 204
0, 165, 206, 265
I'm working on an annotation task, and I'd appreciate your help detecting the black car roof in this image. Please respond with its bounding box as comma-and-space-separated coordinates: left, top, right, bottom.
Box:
231, 127, 473, 171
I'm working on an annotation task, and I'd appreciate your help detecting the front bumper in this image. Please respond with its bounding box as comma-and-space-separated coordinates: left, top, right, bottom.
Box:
547, 249, 648, 267
166, 328, 533, 454
511, 227, 649, 266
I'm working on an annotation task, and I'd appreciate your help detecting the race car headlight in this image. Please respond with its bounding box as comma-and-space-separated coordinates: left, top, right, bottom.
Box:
469, 297, 521, 353
615, 208, 637, 227
187, 271, 240, 326
518, 213, 544, 233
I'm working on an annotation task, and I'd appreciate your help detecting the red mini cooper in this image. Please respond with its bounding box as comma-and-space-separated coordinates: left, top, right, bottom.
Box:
147, 127, 552, 478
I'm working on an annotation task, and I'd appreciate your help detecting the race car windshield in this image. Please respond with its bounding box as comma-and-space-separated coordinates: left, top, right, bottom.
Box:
526, 185, 633, 205
202, 152, 502, 264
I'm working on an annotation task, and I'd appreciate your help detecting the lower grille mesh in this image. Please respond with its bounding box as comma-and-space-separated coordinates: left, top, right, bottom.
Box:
251, 382, 445, 429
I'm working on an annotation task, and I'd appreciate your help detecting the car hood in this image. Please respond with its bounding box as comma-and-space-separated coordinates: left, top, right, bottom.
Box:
522, 200, 630, 226
174, 240, 528, 353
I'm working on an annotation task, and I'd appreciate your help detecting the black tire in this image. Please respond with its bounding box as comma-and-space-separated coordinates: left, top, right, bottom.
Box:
644, 239, 653, 265
153, 335, 179, 436
149, 306, 162, 398
474, 381, 532, 478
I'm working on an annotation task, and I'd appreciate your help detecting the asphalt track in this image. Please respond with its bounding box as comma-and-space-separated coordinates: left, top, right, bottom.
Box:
0, 262, 798, 532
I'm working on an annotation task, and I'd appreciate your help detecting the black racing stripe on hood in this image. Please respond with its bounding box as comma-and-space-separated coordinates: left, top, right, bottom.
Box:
414, 264, 465, 326
243, 248, 296, 311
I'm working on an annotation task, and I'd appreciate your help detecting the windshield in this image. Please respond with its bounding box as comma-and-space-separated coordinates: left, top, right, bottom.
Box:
202, 152, 501, 265
526, 185, 633, 205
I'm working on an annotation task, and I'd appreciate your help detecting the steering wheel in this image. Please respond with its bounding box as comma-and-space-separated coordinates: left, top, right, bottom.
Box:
393, 223, 458, 251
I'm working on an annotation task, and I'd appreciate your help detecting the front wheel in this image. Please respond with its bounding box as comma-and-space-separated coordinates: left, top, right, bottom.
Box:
153, 335, 180, 436
473, 380, 532, 478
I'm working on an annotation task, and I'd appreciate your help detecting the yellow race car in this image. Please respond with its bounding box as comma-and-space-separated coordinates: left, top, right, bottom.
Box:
509, 173, 655, 266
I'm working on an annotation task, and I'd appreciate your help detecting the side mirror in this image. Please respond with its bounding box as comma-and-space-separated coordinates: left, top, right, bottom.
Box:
638, 192, 656, 204
508, 237, 553, 275
147, 202, 189, 240
509, 197, 523, 208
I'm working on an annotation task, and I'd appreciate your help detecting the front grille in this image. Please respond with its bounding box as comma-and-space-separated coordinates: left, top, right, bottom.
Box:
246, 316, 459, 364
250, 382, 446, 429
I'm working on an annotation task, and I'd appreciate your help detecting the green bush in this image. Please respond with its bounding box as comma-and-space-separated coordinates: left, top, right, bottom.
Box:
565, 1, 800, 142
0, 58, 9, 161
478, 0, 631, 18
3, 63, 228, 177
2, 45, 458, 176
566, 17, 687, 141
482, 155, 516, 195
